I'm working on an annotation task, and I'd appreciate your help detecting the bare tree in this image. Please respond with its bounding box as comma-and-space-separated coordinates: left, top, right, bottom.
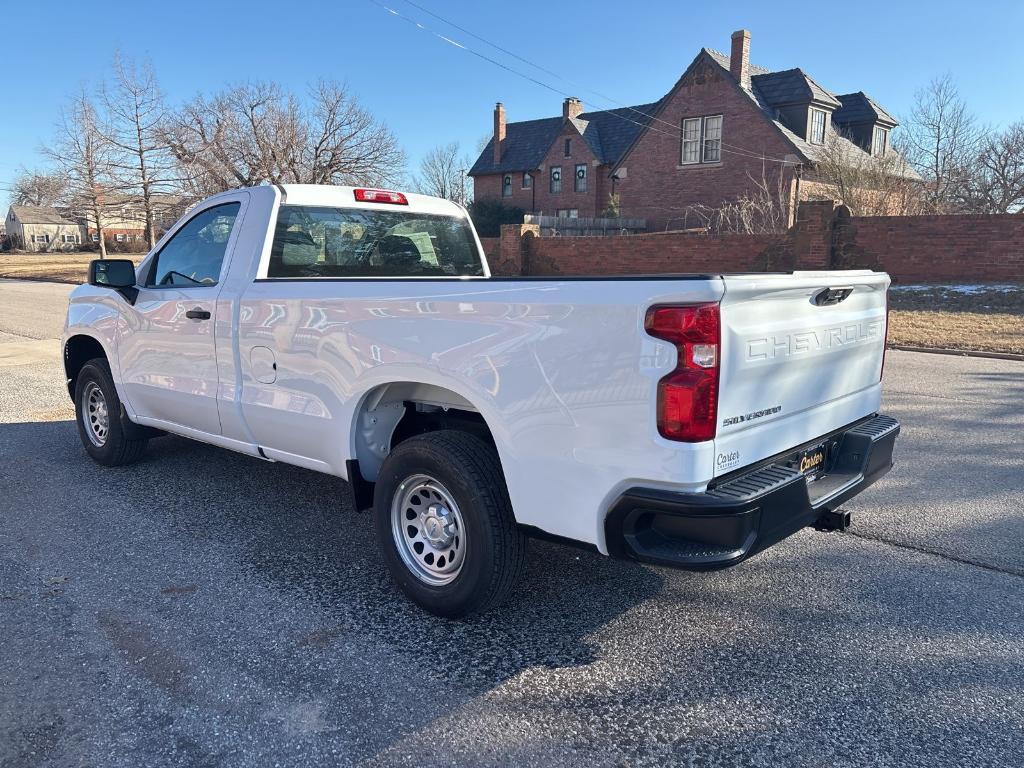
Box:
44, 92, 116, 257
413, 142, 470, 203
812, 128, 925, 216
958, 122, 1024, 213
10, 169, 68, 207
900, 74, 984, 212
161, 80, 405, 195
101, 54, 177, 248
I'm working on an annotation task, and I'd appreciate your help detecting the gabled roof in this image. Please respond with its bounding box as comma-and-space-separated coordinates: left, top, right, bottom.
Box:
834, 92, 897, 126
471, 39, 904, 179
468, 101, 661, 176
470, 116, 562, 176
8, 205, 78, 225
751, 68, 842, 108
704, 48, 772, 77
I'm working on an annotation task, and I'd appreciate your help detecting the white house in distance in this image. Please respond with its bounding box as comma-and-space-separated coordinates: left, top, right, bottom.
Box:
5, 206, 83, 251
4, 195, 190, 252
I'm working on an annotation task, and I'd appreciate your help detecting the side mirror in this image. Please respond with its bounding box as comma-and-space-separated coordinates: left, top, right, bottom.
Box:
88, 259, 138, 304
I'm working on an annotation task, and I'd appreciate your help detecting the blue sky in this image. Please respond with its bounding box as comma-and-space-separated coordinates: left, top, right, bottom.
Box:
2, 0, 1022, 207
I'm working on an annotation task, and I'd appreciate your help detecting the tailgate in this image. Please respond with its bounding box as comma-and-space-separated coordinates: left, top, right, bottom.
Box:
713, 271, 889, 477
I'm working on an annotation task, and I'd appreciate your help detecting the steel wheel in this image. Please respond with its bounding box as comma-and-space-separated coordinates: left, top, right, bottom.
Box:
391, 473, 466, 586
82, 381, 109, 447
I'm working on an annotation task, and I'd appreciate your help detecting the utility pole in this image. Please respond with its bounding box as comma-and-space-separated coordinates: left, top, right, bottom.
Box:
457, 168, 469, 207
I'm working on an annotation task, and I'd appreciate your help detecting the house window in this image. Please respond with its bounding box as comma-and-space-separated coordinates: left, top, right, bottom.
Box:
681, 118, 702, 164
502, 174, 512, 197
556, 209, 579, 218
61, 234, 78, 244
32, 234, 50, 244
574, 163, 588, 193
681, 115, 723, 164
91, 234, 99, 243
522, 172, 532, 189
872, 126, 889, 156
809, 108, 827, 144
550, 165, 562, 193
564, 139, 571, 157
115, 233, 127, 242
703, 115, 722, 162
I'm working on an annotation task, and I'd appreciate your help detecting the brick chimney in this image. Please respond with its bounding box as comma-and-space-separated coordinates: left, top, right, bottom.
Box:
563, 97, 584, 120
730, 29, 751, 89
493, 102, 506, 164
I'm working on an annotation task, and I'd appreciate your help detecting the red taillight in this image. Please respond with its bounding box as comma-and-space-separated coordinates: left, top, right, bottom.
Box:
354, 188, 408, 205
645, 304, 720, 442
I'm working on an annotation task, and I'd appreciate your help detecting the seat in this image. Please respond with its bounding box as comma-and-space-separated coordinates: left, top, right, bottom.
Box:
275, 230, 321, 275
376, 235, 422, 272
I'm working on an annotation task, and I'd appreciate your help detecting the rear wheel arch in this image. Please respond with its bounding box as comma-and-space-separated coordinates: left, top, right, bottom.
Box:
350, 381, 501, 484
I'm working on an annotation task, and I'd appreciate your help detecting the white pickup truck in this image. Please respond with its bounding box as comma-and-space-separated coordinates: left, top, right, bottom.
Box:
63, 184, 899, 617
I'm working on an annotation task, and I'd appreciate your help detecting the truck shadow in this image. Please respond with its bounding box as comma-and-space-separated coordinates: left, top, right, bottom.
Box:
1, 420, 664, 741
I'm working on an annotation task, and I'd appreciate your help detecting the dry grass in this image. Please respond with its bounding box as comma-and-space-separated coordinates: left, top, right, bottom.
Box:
889, 310, 1023, 354
888, 284, 1023, 355
0, 253, 146, 284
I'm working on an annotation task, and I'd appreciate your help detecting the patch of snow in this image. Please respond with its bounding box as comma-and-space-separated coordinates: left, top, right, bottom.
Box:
889, 283, 1021, 294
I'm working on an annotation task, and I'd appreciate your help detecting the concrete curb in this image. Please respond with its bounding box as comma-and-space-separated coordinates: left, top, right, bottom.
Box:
888, 344, 1024, 362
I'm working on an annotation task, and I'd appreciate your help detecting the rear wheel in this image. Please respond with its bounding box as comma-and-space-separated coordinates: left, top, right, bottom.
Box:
74, 358, 148, 466
373, 430, 526, 618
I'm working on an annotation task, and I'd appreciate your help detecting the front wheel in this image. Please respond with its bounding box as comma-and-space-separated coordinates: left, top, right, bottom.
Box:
74, 358, 148, 466
373, 430, 526, 618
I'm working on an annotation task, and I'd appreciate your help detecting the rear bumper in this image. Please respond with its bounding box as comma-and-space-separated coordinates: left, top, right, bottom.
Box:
605, 413, 900, 570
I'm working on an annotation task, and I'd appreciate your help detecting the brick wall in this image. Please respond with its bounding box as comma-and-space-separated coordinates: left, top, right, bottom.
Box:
523, 229, 783, 276
834, 213, 1024, 282
487, 202, 1024, 282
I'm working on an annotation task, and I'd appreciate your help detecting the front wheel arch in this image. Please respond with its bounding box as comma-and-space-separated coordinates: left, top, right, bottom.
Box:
64, 334, 108, 399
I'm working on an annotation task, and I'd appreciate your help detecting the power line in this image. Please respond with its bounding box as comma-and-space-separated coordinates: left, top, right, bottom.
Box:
384, 0, 798, 166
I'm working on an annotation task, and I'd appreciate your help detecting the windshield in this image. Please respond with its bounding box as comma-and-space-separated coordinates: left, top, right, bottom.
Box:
267, 205, 485, 279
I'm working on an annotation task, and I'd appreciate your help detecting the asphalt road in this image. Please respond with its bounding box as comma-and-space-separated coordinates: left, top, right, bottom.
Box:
2, 279, 1022, 768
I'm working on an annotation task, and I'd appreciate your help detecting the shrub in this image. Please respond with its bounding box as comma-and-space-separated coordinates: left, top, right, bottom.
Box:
467, 199, 524, 237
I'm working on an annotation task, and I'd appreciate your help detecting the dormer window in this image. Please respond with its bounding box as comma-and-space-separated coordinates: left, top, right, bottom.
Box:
810, 108, 827, 144
872, 126, 889, 156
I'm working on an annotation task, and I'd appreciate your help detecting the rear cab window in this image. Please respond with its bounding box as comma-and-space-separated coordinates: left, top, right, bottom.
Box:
267, 205, 485, 279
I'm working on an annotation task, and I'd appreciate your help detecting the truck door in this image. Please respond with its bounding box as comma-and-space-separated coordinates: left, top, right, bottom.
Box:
117, 200, 244, 435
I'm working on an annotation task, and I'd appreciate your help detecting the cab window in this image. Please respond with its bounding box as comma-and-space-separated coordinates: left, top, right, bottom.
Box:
267, 205, 484, 279
146, 203, 240, 287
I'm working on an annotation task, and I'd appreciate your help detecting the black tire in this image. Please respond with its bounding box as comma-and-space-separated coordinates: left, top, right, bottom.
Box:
373, 430, 526, 618
74, 358, 148, 467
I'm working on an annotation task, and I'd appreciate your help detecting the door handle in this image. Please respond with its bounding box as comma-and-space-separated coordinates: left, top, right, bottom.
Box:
185, 308, 211, 320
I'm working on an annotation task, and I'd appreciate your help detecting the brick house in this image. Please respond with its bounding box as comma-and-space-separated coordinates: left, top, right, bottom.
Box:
84, 194, 188, 247
469, 29, 913, 231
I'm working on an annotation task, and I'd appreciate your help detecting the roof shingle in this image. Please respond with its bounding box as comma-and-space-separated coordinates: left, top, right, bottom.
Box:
8, 205, 78, 225
751, 69, 841, 108
834, 92, 897, 126
468, 101, 660, 176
